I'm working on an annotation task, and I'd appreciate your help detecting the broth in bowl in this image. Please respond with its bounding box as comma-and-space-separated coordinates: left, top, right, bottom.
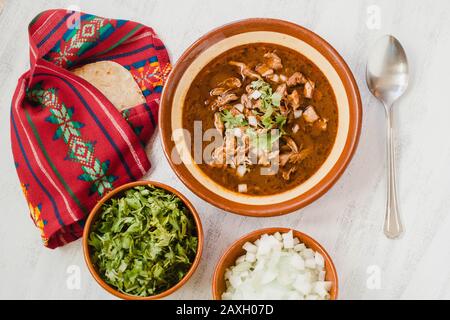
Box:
183, 44, 338, 195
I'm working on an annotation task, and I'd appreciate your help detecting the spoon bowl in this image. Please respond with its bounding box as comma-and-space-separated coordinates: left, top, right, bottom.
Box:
366, 35, 409, 108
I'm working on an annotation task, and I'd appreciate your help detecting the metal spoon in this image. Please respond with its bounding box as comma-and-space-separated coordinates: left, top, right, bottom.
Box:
366, 35, 409, 239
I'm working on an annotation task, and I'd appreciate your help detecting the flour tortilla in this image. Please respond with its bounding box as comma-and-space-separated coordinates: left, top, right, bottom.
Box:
72, 61, 146, 111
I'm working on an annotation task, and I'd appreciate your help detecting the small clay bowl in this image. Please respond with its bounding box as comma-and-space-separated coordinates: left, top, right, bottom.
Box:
212, 227, 338, 300
82, 180, 204, 300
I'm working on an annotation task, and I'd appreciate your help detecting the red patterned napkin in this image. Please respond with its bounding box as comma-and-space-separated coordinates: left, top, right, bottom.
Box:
10, 9, 171, 248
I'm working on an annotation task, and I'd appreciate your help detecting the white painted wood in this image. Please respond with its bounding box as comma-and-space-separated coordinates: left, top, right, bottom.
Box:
0, 0, 449, 300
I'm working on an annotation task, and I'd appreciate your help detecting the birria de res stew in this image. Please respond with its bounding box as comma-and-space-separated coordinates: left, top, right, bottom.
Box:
183, 44, 338, 195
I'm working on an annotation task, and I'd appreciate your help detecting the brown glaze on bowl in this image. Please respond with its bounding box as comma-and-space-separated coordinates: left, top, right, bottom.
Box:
82, 181, 204, 300
212, 227, 338, 300
159, 19, 362, 216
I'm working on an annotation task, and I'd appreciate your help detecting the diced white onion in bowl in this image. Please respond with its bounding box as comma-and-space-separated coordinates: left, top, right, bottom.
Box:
315, 251, 325, 268
318, 270, 326, 281
282, 230, 294, 248
274, 232, 282, 241
222, 231, 332, 300
314, 281, 332, 298
302, 248, 315, 259
293, 274, 312, 295
294, 243, 306, 252
235, 254, 246, 264
305, 258, 316, 269
243, 241, 257, 253
290, 253, 305, 270
229, 274, 242, 288
245, 252, 256, 262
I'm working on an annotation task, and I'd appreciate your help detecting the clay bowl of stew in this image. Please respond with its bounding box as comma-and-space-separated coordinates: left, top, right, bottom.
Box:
82, 181, 203, 300
212, 227, 338, 300
160, 18, 362, 216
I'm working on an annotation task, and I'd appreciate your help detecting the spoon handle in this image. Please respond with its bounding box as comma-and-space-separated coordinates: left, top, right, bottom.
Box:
384, 107, 403, 238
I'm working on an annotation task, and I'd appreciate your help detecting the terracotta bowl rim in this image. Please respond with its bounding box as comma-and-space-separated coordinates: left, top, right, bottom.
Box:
212, 227, 338, 300
159, 18, 362, 217
82, 180, 204, 300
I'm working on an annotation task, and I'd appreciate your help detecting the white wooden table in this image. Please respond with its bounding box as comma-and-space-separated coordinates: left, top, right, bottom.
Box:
1, 0, 450, 300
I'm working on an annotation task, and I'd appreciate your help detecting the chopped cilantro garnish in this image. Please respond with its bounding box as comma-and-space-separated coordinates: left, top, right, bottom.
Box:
261, 105, 274, 128
220, 109, 248, 129
250, 80, 286, 131
275, 114, 287, 132
88, 185, 198, 297
271, 92, 282, 107
251, 79, 271, 92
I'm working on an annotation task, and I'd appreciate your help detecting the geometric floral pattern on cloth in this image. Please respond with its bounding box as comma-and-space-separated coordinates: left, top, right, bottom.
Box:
124, 57, 172, 97
27, 82, 118, 196
44, 15, 112, 69
10, 9, 170, 248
